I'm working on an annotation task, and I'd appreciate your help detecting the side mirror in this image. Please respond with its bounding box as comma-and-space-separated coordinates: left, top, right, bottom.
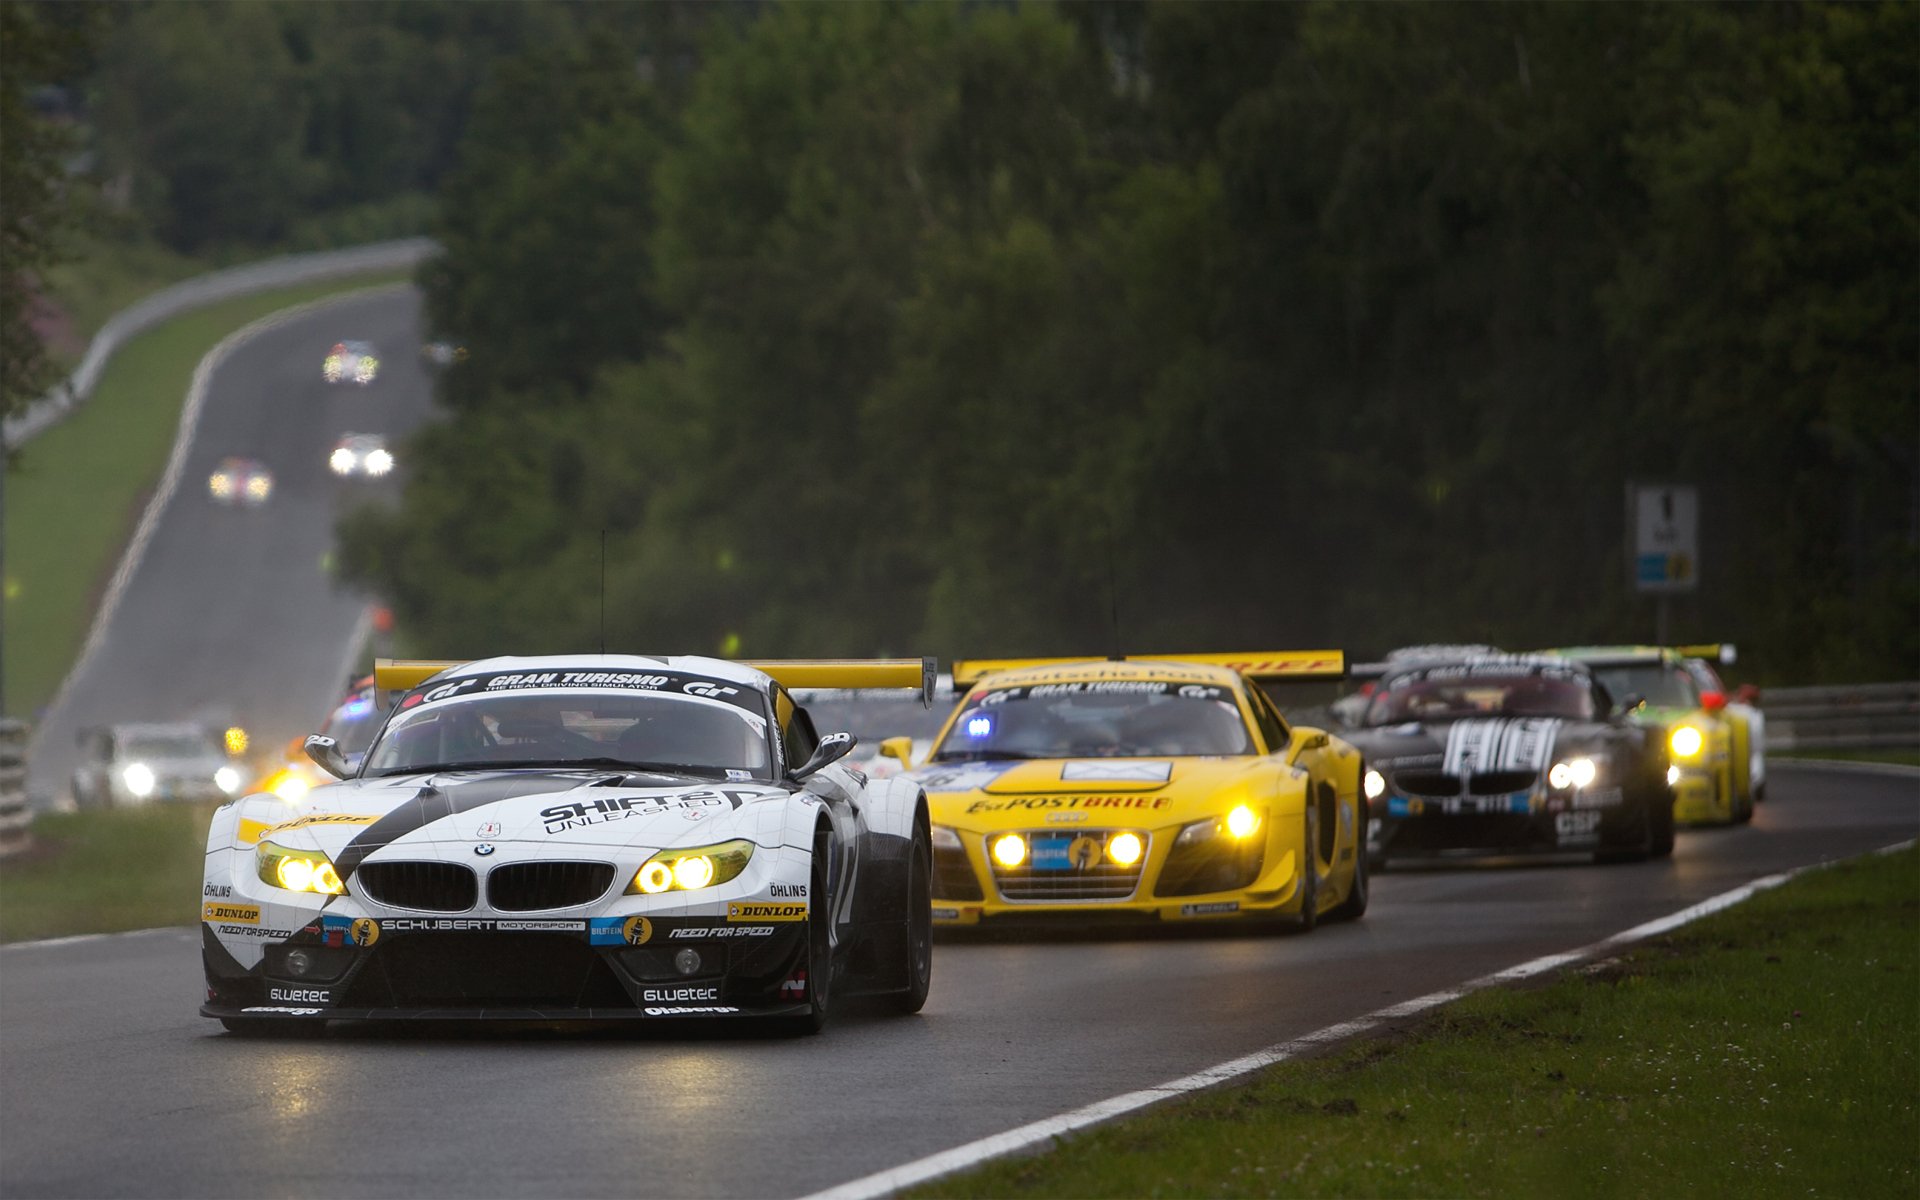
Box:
1700, 691, 1727, 713
792, 731, 856, 782
1616, 692, 1645, 715
878, 736, 914, 766
1293, 731, 1330, 753
304, 735, 351, 780
1734, 683, 1761, 705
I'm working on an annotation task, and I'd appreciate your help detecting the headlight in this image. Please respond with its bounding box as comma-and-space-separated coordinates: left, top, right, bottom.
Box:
122, 762, 155, 798
1106, 832, 1145, 865
1175, 805, 1266, 847
990, 834, 1027, 868
1666, 765, 1681, 786
214, 766, 242, 795
257, 841, 345, 895
209, 474, 234, 496
1548, 757, 1598, 790
1670, 726, 1704, 758
1225, 805, 1261, 839
625, 839, 754, 895
930, 825, 962, 851
1364, 769, 1386, 800
329, 448, 357, 474
363, 448, 394, 475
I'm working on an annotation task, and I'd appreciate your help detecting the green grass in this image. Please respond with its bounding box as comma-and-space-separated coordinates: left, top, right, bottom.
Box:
39, 230, 210, 351
913, 846, 1920, 1199
0, 802, 220, 942
3, 271, 413, 719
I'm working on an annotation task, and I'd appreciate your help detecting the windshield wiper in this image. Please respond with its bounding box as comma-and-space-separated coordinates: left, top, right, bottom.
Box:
375, 757, 739, 779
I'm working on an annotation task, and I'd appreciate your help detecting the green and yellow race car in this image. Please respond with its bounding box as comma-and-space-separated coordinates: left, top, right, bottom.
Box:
1544, 645, 1761, 825
882, 652, 1368, 930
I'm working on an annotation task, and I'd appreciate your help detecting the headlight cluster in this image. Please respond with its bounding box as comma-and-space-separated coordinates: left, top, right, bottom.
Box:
627, 839, 754, 895
121, 763, 156, 798
1363, 769, 1387, 800
1669, 725, 1705, 758
214, 766, 242, 795
257, 841, 345, 895
1174, 804, 1264, 848
930, 825, 962, 851
987, 831, 1147, 869
1548, 757, 1599, 790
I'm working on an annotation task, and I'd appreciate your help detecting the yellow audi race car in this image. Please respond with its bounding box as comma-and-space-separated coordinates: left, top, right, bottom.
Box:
886, 652, 1366, 930
1546, 645, 1760, 825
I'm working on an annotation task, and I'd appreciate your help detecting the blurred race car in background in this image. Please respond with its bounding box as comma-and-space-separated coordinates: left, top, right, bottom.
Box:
1341, 653, 1674, 866
1545, 644, 1761, 824
72, 722, 244, 809
895, 651, 1366, 930
421, 340, 468, 367
1329, 644, 1503, 727
327, 433, 394, 477
208, 457, 273, 506
322, 341, 379, 385
793, 676, 954, 779
201, 654, 936, 1034
254, 674, 392, 803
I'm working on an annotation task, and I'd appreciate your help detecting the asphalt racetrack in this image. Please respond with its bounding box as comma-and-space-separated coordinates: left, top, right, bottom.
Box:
2, 764, 1911, 1199
25, 288, 436, 806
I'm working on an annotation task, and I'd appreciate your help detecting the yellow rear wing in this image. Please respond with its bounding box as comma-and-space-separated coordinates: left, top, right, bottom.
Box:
951, 651, 1345, 689
374, 658, 467, 691
374, 656, 938, 705
1674, 643, 1737, 665
746, 658, 938, 706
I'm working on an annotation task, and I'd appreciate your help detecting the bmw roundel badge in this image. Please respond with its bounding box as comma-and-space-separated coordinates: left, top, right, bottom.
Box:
474, 843, 495, 856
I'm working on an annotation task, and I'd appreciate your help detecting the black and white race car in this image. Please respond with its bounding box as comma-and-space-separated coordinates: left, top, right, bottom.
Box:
201, 654, 936, 1034
1340, 654, 1674, 867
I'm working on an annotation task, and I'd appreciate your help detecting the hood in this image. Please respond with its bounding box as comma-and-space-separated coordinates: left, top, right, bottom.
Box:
1346, 717, 1571, 774
241, 769, 791, 869
909, 756, 1279, 830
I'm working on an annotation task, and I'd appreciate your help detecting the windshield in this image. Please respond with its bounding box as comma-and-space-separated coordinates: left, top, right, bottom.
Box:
321, 689, 386, 757
364, 691, 771, 778
1592, 664, 1699, 709
930, 682, 1252, 760
123, 733, 219, 760
1364, 671, 1596, 725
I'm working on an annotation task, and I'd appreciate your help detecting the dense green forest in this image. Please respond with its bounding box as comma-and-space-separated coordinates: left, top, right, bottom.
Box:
334, 0, 1917, 683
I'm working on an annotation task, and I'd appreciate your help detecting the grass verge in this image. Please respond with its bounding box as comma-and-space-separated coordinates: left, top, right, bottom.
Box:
912, 846, 1919, 1199
4, 270, 412, 719
0, 802, 220, 942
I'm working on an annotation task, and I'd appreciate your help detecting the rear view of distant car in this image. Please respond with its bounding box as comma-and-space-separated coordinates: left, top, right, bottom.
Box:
208, 457, 273, 506
323, 341, 379, 385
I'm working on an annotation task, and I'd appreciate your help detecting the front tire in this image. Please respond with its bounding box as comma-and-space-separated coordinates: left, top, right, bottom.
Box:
1328, 808, 1369, 921
1294, 806, 1320, 932
889, 818, 932, 1015
783, 828, 835, 1035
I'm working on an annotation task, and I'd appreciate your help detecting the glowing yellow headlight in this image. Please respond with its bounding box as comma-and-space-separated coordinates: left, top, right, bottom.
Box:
1226, 805, 1261, 839
625, 839, 754, 895
224, 726, 249, 755
1106, 832, 1144, 866
256, 841, 345, 895
1670, 726, 1704, 758
991, 834, 1027, 868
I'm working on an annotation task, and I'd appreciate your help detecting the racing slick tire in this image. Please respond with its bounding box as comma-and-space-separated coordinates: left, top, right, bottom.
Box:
889, 818, 933, 1015
1649, 790, 1676, 858
1293, 806, 1320, 932
782, 826, 836, 1035
1328, 819, 1369, 921
1731, 778, 1755, 824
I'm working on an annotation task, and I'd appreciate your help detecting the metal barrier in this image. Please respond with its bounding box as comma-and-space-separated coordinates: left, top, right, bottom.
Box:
0, 719, 31, 859
1763, 682, 1920, 751
3, 237, 437, 449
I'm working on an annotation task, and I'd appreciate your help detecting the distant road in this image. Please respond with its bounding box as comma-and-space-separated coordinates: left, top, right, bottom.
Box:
26, 288, 433, 806
0, 765, 1911, 1198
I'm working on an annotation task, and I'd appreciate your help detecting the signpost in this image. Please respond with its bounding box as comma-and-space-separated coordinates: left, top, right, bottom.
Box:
1627, 483, 1698, 645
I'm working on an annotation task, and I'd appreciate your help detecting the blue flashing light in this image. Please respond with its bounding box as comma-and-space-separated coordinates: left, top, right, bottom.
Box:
965, 715, 993, 739
337, 697, 375, 720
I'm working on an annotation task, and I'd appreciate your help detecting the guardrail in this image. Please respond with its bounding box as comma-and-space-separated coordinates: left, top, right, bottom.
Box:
0, 719, 31, 860
3, 237, 437, 449
1763, 682, 1920, 751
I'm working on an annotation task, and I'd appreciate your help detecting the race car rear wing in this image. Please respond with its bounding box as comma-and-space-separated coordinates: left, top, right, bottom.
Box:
1551, 643, 1738, 669
746, 658, 939, 707
372, 656, 939, 706
950, 651, 1346, 689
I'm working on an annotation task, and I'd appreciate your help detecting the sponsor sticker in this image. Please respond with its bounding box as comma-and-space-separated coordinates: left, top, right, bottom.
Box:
769, 882, 807, 899
240, 1007, 324, 1015
1061, 761, 1174, 783
965, 794, 1172, 815
268, 987, 333, 1004
380, 918, 585, 933
267, 814, 379, 835
931, 907, 961, 921
643, 1006, 740, 1016
218, 924, 293, 939
727, 902, 806, 922
780, 971, 807, 1001
668, 926, 773, 939
539, 790, 760, 835
203, 883, 232, 898
349, 918, 380, 947
641, 986, 718, 1002
622, 916, 653, 946
1180, 901, 1240, 917
204, 903, 260, 924
475, 821, 501, 838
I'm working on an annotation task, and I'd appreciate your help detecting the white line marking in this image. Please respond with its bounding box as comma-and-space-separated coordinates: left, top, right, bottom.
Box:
1, 926, 188, 952
797, 840, 1917, 1200
27, 283, 414, 773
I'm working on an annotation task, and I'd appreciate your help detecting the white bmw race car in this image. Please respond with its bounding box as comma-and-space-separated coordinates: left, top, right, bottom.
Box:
201, 654, 936, 1034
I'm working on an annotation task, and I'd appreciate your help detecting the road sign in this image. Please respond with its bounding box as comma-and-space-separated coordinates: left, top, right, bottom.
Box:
1628, 484, 1698, 594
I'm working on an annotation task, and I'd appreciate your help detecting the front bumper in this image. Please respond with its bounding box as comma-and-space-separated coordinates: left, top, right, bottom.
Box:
1670, 764, 1729, 824
1368, 784, 1629, 859
202, 911, 812, 1022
